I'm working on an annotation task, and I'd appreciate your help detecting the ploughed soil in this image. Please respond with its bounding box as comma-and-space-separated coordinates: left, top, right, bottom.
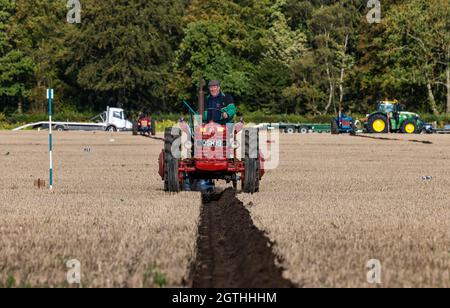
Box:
188, 188, 295, 288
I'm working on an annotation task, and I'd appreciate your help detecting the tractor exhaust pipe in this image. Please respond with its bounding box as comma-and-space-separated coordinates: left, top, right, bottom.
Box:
198, 79, 205, 121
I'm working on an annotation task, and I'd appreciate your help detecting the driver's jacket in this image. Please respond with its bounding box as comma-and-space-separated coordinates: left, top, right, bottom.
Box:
203, 93, 236, 124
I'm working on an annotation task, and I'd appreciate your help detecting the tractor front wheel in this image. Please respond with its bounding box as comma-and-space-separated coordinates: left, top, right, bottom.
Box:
368, 114, 389, 133
331, 119, 339, 135
232, 180, 238, 190
151, 118, 156, 136
401, 120, 419, 134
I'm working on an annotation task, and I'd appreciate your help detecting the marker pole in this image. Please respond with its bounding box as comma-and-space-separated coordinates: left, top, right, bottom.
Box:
47, 89, 54, 192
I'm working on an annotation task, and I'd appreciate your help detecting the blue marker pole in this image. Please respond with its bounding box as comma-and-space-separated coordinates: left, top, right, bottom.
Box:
47, 89, 54, 192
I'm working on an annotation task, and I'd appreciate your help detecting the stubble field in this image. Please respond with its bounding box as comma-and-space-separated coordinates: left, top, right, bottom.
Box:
241, 133, 450, 287
0, 131, 200, 287
0, 131, 449, 287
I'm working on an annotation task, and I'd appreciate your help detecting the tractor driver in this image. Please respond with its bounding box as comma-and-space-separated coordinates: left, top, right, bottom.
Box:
190, 80, 236, 192
204, 80, 236, 124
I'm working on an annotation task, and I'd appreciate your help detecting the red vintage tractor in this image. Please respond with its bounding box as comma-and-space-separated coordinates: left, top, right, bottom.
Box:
158, 83, 264, 193
133, 113, 156, 136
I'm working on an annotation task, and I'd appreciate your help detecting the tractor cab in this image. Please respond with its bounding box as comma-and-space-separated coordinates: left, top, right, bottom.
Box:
377, 101, 397, 114
376, 100, 406, 115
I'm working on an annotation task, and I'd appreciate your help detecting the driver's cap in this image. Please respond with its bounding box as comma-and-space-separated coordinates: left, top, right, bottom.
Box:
208, 80, 221, 87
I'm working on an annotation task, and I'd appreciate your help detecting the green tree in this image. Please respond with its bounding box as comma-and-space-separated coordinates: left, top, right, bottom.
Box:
255, 0, 306, 113
9, 0, 69, 113
384, 0, 449, 115
65, 0, 185, 112
356, 0, 449, 115
262, 2, 306, 67
288, 1, 361, 114
0, 0, 35, 114
172, 0, 274, 109
174, 21, 254, 98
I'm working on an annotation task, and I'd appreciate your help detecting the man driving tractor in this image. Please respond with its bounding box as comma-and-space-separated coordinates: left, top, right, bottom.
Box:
186, 80, 237, 192
160, 78, 262, 194
204, 80, 236, 124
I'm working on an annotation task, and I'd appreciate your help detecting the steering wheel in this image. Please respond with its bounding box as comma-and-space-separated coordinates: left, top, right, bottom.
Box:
206, 108, 225, 112
206, 108, 228, 117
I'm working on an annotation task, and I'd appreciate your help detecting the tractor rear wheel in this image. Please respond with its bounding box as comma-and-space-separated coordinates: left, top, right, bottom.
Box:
166, 158, 180, 192
164, 127, 181, 192
401, 120, 418, 134
151, 118, 156, 136
243, 158, 259, 194
350, 122, 357, 136
331, 119, 339, 135
242, 128, 260, 194
368, 114, 389, 133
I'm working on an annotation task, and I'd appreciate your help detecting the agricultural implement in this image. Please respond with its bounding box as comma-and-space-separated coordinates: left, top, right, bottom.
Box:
158, 81, 265, 193
262, 123, 331, 134
423, 124, 450, 134
262, 111, 356, 135
364, 100, 424, 134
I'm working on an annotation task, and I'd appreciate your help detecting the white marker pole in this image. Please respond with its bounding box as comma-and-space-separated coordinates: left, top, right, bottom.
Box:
47, 89, 54, 192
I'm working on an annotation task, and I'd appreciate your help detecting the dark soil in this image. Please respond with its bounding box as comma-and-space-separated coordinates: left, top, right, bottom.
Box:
188, 188, 295, 288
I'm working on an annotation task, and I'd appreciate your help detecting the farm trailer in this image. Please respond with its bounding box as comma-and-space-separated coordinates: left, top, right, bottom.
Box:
257, 123, 332, 134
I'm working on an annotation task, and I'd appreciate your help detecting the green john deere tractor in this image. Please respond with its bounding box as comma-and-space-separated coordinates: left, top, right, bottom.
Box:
365, 100, 424, 134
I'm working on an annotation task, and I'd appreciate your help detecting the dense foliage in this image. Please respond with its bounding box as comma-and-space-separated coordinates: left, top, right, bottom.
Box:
1, 0, 449, 120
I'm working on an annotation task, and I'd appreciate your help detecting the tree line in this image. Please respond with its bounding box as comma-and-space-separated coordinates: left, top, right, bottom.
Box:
0, 0, 449, 119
